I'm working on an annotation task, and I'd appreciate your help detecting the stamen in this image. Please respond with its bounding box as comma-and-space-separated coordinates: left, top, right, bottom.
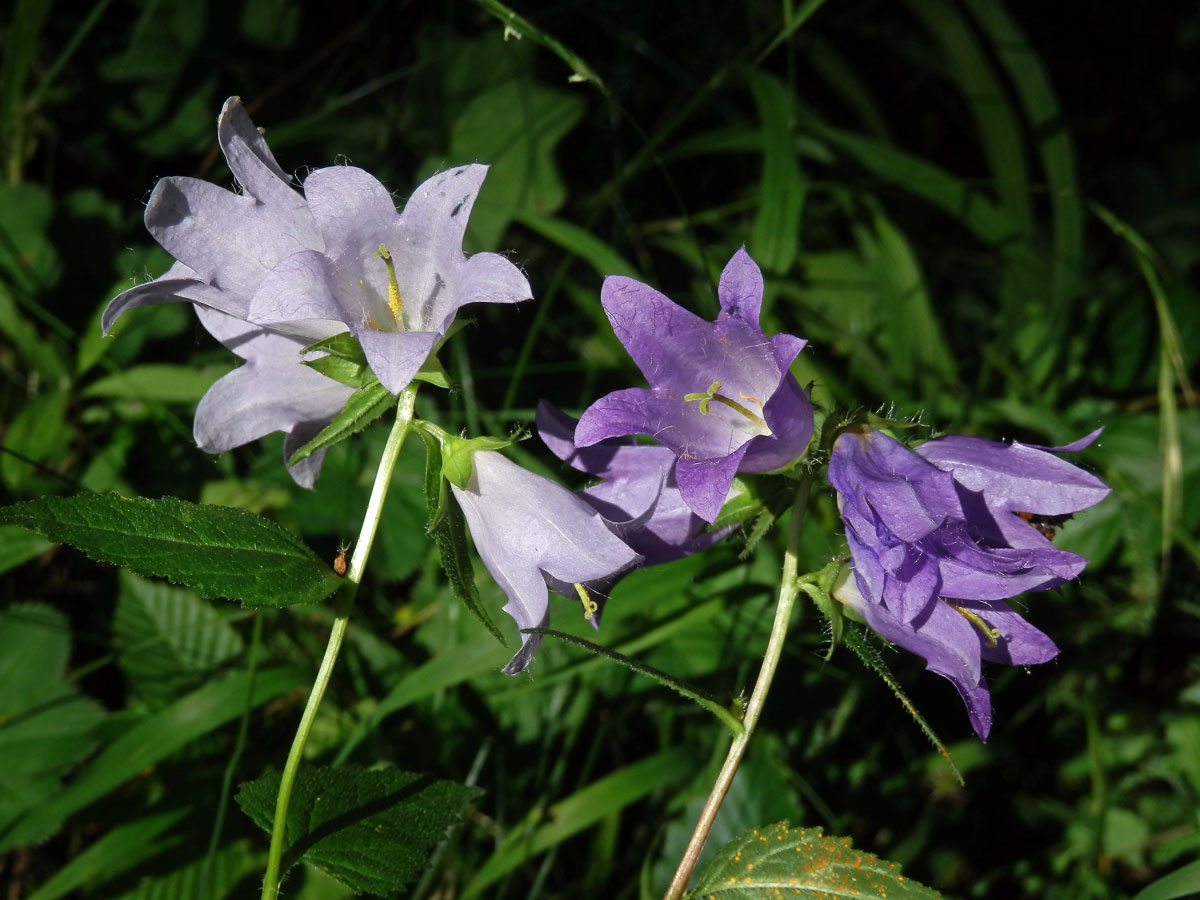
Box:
684, 381, 722, 415
373, 244, 404, 328
574, 583, 599, 620
947, 603, 1001, 648
709, 392, 768, 429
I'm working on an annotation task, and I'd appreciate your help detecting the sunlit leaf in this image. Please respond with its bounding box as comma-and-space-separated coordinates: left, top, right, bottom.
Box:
685, 821, 942, 900
0, 494, 342, 607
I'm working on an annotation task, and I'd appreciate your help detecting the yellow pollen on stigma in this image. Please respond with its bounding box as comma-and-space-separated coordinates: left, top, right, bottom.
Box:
373, 243, 405, 329
683, 380, 769, 430
574, 583, 599, 620
946, 602, 1002, 648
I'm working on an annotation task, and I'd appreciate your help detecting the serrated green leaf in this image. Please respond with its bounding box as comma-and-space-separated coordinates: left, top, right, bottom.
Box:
685, 822, 943, 900
236, 765, 481, 896
114, 572, 245, 702
419, 429, 449, 538
0, 494, 342, 607
288, 380, 397, 466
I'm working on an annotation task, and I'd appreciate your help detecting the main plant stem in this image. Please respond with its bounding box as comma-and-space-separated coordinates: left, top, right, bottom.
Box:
662, 473, 811, 900
261, 386, 417, 900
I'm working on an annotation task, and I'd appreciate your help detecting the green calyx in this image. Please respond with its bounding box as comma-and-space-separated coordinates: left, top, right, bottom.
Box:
417, 422, 525, 489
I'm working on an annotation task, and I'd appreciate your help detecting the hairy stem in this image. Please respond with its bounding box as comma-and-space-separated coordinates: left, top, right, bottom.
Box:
662, 473, 811, 900
261, 386, 417, 900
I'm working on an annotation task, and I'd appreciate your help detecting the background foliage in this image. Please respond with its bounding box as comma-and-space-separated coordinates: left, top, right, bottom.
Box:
1, 0, 1197, 897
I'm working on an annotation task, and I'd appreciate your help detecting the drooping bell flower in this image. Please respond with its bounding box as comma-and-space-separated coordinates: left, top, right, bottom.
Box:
828, 425, 1110, 739
103, 97, 531, 484
574, 248, 812, 523
449, 450, 642, 674
536, 402, 731, 565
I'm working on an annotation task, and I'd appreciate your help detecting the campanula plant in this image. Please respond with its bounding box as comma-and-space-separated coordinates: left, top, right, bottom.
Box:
0, 69, 1126, 900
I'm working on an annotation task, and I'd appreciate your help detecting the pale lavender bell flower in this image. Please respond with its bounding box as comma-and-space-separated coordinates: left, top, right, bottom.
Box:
103, 97, 531, 485
537, 401, 732, 565
828, 425, 1110, 739
575, 248, 812, 523
450, 451, 642, 674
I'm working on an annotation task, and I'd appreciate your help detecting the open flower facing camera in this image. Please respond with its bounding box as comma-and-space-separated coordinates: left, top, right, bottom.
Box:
103, 98, 531, 485
575, 248, 814, 522
828, 425, 1110, 738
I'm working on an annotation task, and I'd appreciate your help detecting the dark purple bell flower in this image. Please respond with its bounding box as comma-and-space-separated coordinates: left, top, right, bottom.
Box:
828, 426, 1110, 739
574, 248, 812, 523
536, 402, 732, 565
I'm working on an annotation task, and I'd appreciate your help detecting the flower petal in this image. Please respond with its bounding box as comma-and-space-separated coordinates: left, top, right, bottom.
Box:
392, 164, 490, 331
837, 573, 992, 739
830, 429, 962, 543
441, 250, 532, 329
145, 177, 309, 299
916, 434, 1110, 516
674, 445, 750, 522
717, 246, 764, 326
349, 325, 440, 394
248, 249, 353, 341
961, 599, 1060, 665
217, 98, 319, 248
102, 262, 243, 335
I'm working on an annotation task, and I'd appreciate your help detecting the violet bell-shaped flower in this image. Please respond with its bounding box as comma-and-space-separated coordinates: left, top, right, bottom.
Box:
828, 425, 1110, 739
537, 401, 732, 565
103, 97, 531, 485
575, 248, 813, 523
450, 450, 642, 674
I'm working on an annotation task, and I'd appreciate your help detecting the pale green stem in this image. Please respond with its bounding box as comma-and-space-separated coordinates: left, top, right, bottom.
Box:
662, 473, 811, 900
261, 386, 418, 900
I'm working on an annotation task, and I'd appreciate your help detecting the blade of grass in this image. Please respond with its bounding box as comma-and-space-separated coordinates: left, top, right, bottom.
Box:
906, 0, 1033, 238
963, 0, 1084, 340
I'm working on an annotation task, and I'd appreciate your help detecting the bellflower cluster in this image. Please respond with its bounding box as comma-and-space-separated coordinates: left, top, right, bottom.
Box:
449, 450, 642, 674
828, 426, 1110, 738
104, 97, 531, 485
575, 248, 813, 522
